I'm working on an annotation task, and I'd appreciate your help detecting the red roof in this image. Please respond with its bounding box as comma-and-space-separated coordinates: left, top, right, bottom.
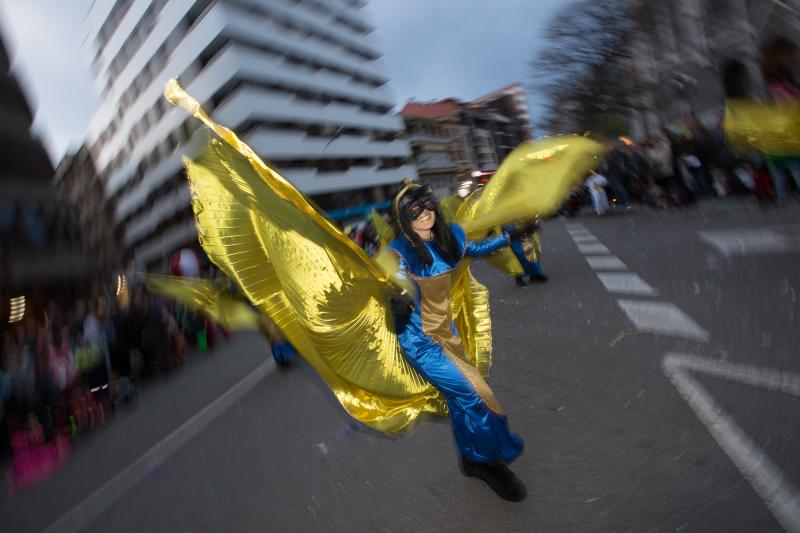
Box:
401, 99, 461, 120
472, 82, 524, 103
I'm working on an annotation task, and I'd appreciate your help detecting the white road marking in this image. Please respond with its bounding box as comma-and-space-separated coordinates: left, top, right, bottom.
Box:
665, 354, 800, 396
43, 359, 276, 533
663, 353, 800, 532
597, 273, 657, 295
577, 243, 611, 254
585, 256, 627, 270
698, 229, 793, 257
572, 235, 599, 244
616, 300, 710, 342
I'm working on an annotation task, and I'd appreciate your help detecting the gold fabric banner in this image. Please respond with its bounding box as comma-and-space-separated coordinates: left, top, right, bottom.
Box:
725, 98, 800, 156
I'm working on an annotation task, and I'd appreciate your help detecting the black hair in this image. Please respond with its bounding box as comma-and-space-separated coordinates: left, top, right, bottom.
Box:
394, 186, 461, 266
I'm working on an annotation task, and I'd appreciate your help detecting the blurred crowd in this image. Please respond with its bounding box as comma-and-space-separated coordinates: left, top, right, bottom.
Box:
346, 220, 381, 257
567, 114, 800, 216
0, 281, 226, 493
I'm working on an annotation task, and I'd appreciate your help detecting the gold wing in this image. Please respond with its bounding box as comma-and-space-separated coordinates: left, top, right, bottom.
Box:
438, 194, 463, 224
460, 136, 604, 235
165, 81, 444, 433
143, 274, 260, 331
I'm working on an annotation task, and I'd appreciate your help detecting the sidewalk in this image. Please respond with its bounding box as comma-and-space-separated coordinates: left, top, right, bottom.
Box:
0, 332, 272, 533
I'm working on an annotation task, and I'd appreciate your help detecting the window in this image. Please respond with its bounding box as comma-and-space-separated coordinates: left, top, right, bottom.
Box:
96, 1, 134, 51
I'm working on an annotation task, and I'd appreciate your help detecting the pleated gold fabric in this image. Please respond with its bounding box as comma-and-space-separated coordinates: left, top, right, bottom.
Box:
450, 262, 494, 377
484, 240, 525, 277
724, 98, 800, 156
438, 195, 464, 223
165, 81, 444, 434
143, 274, 260, 331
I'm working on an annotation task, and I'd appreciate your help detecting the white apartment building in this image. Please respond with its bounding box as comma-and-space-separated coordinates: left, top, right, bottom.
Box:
85, 0, 416, 267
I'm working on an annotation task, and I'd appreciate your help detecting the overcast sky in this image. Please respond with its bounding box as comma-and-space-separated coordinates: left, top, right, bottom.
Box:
0, 0, 563, 164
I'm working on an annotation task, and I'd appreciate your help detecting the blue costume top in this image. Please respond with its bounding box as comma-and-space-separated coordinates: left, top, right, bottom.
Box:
388, 223, 524, 464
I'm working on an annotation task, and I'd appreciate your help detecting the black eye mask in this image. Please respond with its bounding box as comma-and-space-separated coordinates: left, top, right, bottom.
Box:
405, 197, 436, 220
399, 185, 436, 221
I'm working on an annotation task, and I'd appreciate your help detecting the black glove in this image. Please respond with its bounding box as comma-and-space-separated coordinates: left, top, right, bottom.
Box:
523, 220, 539, 234
390, 290, 414, 317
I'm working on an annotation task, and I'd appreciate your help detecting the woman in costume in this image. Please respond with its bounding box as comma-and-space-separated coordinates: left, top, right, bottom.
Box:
389, 183, 526, 501
161, 79, 602, 503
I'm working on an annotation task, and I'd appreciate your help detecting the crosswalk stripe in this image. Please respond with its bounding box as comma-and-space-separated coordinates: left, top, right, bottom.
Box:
616, 300, 709, 342
577, 243, 610, 254
585, 256, 627, 270
698, 228, 793, 257
597, 273, 657, 295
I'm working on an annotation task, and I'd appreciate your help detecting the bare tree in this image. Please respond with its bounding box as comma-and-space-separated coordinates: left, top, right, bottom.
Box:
532, 0, 642, 137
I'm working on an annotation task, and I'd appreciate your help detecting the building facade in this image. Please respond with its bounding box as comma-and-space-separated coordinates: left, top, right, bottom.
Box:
84, 0, 416, 268
400, 83, 533, 196
403, 116, 458, 197
630, 0, 800, 139
469, 83, 533, 158
54, 146, 123, 273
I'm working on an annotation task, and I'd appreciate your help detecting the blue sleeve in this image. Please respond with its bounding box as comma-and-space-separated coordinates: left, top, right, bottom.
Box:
394, 250, 411, 283
465, 233, 510, 257
387, 244, 414, 292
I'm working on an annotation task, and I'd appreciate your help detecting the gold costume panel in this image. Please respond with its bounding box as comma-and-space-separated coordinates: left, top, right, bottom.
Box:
416, 273, 504, 414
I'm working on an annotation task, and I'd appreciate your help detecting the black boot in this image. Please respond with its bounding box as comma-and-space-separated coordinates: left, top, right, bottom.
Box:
459, 456, 527, 502
514, 277, 527, 287
528, 275, 548, 283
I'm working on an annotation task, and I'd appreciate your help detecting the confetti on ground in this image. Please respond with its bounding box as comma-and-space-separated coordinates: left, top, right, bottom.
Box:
610, 329, 643, 347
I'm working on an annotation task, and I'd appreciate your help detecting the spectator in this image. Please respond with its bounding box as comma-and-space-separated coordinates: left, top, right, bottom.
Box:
585, 171, 610, 216
602, 148, 631, 209
49, 326, 74, 394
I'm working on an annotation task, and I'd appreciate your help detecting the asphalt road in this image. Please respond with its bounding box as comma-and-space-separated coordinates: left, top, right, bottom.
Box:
3, 198, 799, 532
